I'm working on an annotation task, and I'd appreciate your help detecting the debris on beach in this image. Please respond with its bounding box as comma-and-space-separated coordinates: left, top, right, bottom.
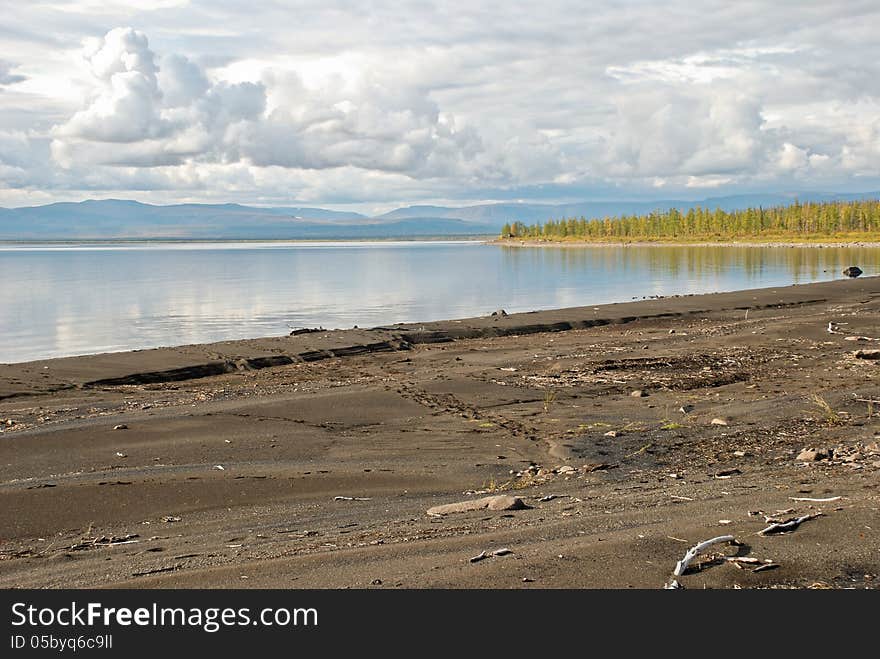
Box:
854, 349, 880, 360
630, 389, 647, 397
161, 516, 181, 523
672, 535, 736, 576
842, 266, 863, 278
710, 417, 729, 426
68, 534, 140, 552
427, 494, 528, 516
469, 548, 513, 563
289, 327, 324, 336
796, 447, 828, 462
334, 496, 372, 501
758, 513, 822, 536
113, 424, 128, 430
725, 556, 779, 573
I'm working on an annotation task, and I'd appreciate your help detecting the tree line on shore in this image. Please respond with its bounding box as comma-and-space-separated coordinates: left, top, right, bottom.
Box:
499, 199, 880, 241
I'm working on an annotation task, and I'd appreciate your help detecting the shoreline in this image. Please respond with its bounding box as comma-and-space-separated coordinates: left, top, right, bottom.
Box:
492, 238, 880, 248
2, 275, 879, 589
0, 275, 873, 395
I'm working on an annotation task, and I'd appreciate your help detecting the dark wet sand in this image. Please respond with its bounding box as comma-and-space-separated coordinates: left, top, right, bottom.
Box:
1, 277, 878, 589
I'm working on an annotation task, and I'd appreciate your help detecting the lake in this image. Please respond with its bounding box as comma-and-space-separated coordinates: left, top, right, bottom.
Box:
1, 240, 877, 363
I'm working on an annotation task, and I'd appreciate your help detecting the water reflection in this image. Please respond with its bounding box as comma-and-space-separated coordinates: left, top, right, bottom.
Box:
1, 241, 877, 363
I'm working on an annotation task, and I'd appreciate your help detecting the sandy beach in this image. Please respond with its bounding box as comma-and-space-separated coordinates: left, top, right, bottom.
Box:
1, 276, 878, 589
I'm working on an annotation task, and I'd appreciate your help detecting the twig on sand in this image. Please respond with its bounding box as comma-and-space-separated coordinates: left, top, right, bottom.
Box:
758, 513, 822, 536
333, 496, 372, 501
672, 535, 736, 576
789, 496, 841, 503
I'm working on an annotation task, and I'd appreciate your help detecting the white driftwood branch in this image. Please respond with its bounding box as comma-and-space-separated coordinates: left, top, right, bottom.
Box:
789, 496, 841, 503
758, 513, 821, 536
673, 535, 735, 576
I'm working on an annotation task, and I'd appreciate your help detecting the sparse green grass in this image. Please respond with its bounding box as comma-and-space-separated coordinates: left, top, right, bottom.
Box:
543, 390, 557, 414
806, 393, 844, 425
660, 420, 683, 430
483, 471, 540, 492
627, 442, 653, 457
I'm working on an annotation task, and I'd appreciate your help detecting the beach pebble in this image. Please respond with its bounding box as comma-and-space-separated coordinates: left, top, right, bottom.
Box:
796, 448, 828, 462
491, 309, 508, 317
710, 418, 729, 426
604, 430, 619, 437
427, 494, 528, 516
556, 465, 577, 475
630, 389, 647, 397
113, 424, 128, 430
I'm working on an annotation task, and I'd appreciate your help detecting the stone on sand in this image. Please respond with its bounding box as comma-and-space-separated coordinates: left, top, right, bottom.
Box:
797, 447, 828, 462
427, 494, 527, 516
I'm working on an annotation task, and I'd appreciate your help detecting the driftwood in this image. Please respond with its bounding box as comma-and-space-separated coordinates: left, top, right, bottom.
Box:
789, 496, 841, 503
758, 513, 822, 536
672, 535, 735, 576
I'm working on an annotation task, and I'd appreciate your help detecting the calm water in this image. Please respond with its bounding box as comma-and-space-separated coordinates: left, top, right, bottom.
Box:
1, 240, 877, 363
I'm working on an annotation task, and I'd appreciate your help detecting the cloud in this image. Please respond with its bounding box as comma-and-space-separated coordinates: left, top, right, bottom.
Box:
51, 29, 486, 184
55, 28, 165, 142
2, 2, 880, 208
0, 60, 27, 86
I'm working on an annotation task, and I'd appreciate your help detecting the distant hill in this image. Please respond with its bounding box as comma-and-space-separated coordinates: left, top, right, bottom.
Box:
1, 192, 878, 239
0, 200, 491, 239
380, 192, 880, 226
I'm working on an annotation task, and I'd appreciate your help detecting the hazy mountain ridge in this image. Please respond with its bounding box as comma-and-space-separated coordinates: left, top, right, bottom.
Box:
380, 192, 880, 224
1, 192, 878, 239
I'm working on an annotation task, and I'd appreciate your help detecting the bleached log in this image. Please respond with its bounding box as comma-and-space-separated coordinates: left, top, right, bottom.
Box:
672, 535, 735, 576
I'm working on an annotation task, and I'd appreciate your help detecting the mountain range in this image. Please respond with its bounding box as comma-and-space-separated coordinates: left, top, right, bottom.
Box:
1, 192, 878, 240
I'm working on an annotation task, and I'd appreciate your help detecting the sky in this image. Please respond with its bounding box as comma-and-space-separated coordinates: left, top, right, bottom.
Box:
0, 0, 879, 213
